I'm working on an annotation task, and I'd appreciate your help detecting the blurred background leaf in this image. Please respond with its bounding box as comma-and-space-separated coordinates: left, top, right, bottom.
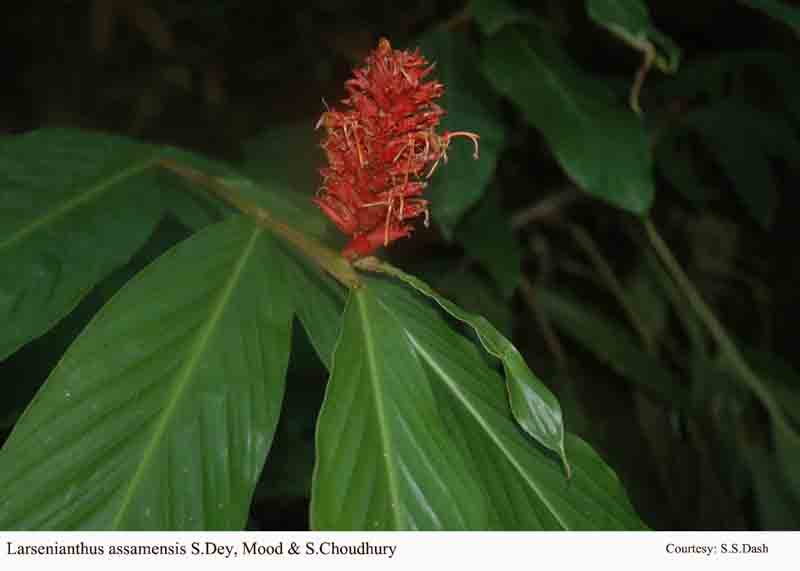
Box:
481, 20, 655, 214
678, 99, 800, 227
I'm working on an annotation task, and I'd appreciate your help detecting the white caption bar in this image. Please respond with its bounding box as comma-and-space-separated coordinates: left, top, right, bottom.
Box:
0, 532, 795, 570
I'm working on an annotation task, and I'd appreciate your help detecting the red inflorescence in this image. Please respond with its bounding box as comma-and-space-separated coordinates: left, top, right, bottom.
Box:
314, 38, 480, 260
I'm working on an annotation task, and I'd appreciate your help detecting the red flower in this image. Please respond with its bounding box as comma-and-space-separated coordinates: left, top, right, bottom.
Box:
314, 38, 479, 260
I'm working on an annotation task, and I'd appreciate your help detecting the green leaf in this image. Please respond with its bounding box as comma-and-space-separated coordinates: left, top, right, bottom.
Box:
0, 128, 164, 361
157, 150, 233, 230
311, 285, 489, 530
587, 0, 681, 72
354, 259, 567, 471
281, 243, 345, 370
482, 23, 655, 214
0, 216, 293, 529
416, 28, 506, 238
470, 0, 527, 36
237, 123, 342, 243
536, 288, 687, 407
161, 179, 225, 230
159, 144, 338, 244
311, 277, 645, 529
737, 0, 800, 35
227, 138, 347, 368
455, 191, 521, 298
218, 175, 336, 243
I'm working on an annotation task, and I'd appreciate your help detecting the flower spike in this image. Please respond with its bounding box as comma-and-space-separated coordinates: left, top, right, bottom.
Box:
314, 37, 479, 260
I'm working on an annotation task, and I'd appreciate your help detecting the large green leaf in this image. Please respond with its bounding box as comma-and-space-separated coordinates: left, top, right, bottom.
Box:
586, 0, 681, 72
0, 216, 293, 529
417, 28, 506, 238
0, 128, 164, 361
353, 259, 567, 473
481, 22, 655, 214
312, 277, 645, 529
158, 146, 346, 368
311, 284, 488, 530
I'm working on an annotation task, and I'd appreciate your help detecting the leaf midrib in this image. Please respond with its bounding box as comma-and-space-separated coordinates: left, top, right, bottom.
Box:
405, 333, 569, 530
0, 154, 160, 253
355, 290, 402, 529
110, 225, 263, 528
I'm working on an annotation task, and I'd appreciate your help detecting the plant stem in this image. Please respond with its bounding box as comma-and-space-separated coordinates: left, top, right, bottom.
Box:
159, 158, 361, 289
643, 219, 782, 423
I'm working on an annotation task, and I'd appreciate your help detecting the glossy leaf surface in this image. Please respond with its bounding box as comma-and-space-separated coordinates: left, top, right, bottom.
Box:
311, 284, 488, 530
0, 217, 293, 529
311, 277, 645, 529
360, 260, 566, 468
0, 129, 163, 361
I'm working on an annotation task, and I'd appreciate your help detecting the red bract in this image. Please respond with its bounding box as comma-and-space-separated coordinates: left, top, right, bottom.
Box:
314, 38, 480, 260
